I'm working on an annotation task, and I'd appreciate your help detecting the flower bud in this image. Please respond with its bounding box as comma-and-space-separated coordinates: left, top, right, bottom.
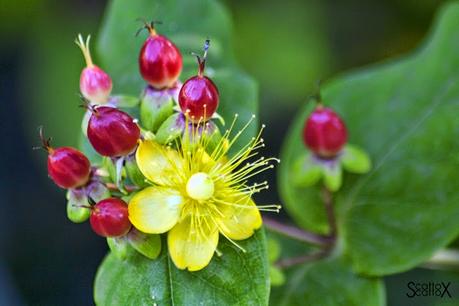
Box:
76, 34, 112, 103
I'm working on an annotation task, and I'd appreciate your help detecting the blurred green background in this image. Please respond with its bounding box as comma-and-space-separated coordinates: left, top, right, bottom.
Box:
0, 0, 452, 305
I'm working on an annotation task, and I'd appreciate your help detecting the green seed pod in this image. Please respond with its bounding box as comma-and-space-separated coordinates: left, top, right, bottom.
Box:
140, 85, 178, 132
66, 190, 91, 223
127, 228, 161, 259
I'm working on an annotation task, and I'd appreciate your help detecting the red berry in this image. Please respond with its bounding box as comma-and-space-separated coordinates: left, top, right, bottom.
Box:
87, 106, 140, 157
76, 34, 112, 103
303, 106, 347, 158
138, 25, 182, 89
178, 40, 219, 123
179, 76, 219, 123
47, 147, 91, 189
90, 198, 131, 237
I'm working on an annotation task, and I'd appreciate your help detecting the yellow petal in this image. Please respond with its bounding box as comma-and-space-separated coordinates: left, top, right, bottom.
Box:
129, 187, 183, 234
217, 196, 262, 240
136, 139, 183, 186
168, 215, 219, 271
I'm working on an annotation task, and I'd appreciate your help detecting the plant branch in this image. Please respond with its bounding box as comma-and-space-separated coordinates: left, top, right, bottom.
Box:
322, 186, 337, 238
275, 250, 328, 268
422, 249, 459, 271
263, 216, 333, 247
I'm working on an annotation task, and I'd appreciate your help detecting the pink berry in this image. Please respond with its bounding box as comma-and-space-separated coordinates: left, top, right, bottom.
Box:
90, 198, 131, 237
47, 146, 91, 189
87, 106, 140, 157
303, 106, 347, 158
138, 23, 182, 89
178, 40, 219, 123
76, 34, 112, 103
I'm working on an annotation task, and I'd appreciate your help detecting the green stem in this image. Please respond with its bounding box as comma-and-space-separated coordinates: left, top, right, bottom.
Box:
322, 186, 337, 239
275, 251, 327, 268
422, 249, 459, 270
263, 216, 333, 247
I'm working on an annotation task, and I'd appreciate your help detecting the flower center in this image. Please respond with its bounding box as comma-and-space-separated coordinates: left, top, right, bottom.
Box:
186, 172, 214, 201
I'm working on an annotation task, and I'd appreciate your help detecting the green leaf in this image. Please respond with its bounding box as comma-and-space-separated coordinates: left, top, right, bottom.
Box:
280, 2, 459, 276
271, 257, 385, 306
127, 228, 161, 260
341, 145, 371, 174
95, 230, 269, 305
66, 190, 90, 223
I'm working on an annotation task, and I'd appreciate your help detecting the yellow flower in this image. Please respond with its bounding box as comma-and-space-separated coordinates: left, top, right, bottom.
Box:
129, 115, 280, 271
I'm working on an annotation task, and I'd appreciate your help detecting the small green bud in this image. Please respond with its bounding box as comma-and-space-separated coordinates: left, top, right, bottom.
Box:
140, 86, 177, 132
66, 190, 90, 223
127, 228, 161, 259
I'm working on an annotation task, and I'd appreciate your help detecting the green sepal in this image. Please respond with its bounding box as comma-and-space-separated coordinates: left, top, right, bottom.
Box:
341, 144, 372, 174
127, 228, 161, 259
102, 157, 117, 183
155, 113, 185, 145
269, 266, 286, 287
66, 190, 91, 223
109, 95, 140, 108
322, 161, 343, 192
267, 237, 281, 263
87, 181, 111, 203
292, 153, 322, 187
107, 236, 130, 260
125, 155, 149, 188
140, 87, 175, 132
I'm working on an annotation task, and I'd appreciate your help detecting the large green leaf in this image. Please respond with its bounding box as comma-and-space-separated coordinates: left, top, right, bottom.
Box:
271, 257, 385, 306
95, 231, 269, 305
93, 0, 267, 304
279, 2, 459, 276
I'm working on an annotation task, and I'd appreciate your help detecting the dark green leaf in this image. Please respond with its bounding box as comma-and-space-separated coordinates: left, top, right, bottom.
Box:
271, 257, 385, 306
279, 2, 459, 275
95, 230, 269, 305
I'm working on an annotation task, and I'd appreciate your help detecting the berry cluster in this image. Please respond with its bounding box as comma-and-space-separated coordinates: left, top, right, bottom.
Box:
41, 16, 282, 272
40, 22, 223, 259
